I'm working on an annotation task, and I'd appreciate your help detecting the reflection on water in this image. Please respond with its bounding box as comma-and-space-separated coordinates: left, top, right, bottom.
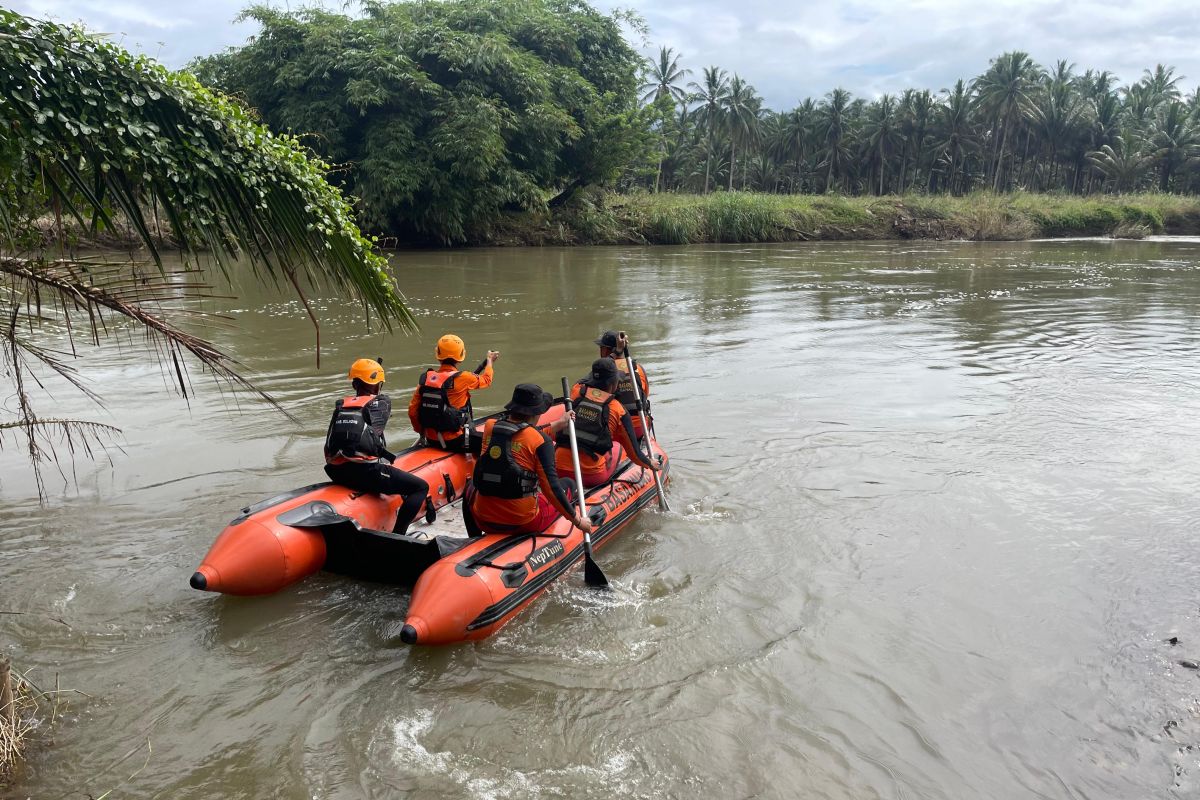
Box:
4, 239, 1200, 798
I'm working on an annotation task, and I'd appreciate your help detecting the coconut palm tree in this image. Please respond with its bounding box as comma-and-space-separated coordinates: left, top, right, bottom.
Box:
1, 11, 412, 495
1150, 101, 1200, 191
1122, 83, 1157, 132
688, 66, 729, 193
974, 51, 1042, 190
931, 80, 976, 194
723, 75, 761, 190
1087, 137, 1152, 191
772, 100, 815, 191
819, 88, 853, 192
898, 89, 934, 192
861, 94, 901, 194
1029, 61, 1084, 189
640, 46, 691, 106
1142, 64, 1183, 106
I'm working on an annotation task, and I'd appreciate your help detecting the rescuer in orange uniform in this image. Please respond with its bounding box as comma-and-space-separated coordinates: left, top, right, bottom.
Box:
465, 383, 594, 536
408, 333, 498, 454
324, 359, 429, 535
595, 330, 651, 440
555, 358, 659, 487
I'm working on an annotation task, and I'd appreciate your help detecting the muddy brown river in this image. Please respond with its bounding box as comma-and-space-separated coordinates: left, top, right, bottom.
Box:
4, 239, 1200, 799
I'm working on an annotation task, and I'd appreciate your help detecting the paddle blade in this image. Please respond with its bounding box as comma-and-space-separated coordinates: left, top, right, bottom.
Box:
583, 553, 609, 588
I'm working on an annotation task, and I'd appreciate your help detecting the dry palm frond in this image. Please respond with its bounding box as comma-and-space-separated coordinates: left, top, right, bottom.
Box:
1, 659, 90, 781
0, 254, 289, 497
0, 659, 36, 781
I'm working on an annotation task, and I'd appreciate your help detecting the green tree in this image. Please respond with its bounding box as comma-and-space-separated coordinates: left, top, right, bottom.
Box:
861, 94, 901, 194
641, 46, 690, 106
641, 47, 691, 192
1142, 64, 1183, 106
687, 66, 729, 194
1029, 61, 1084, 189
819, 88, 853, 192
772, 101, 815, 192
722, 75, 761, 190
194, 0, 646, 243
975, 51, 1042, 190
1150, 101, 1200, 190
1087, 136, 1151, 191
932, 80, 976, 194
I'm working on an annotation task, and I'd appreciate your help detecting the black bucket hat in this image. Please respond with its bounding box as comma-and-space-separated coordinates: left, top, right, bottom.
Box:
505, 383, 553, 415
593, 330, 620, 349
588, 357, 619, 387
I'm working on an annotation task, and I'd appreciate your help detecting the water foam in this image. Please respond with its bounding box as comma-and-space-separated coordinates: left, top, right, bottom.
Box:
389, 710, 637, 798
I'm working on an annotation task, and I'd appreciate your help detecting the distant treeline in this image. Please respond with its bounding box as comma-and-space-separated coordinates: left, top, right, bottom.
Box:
194, 0, 1200, 243
636, 50, 1198, 199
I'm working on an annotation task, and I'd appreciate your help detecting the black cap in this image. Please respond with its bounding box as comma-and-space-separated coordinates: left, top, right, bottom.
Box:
505, 383, 553, 415
588, 357, 619, 387
594, 330, 620, 348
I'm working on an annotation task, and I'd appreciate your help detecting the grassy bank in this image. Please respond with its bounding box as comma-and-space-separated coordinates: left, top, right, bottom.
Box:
22, 192, 1200, 252
486, 191, 1200, 246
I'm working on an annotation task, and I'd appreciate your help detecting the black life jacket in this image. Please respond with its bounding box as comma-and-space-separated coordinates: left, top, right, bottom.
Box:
474, 420, 539, 499
324, 395, 385, 462
556, 385, 614, 458
417, 369, 471, 433
613, 357, 641, 417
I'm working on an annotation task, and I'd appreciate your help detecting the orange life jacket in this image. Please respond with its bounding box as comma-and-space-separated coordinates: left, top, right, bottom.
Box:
417, 369, 471, 433
555, 384, 615, 458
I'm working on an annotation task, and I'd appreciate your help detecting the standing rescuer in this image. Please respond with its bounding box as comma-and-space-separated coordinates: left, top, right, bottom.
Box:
596, 330, 651, 440
409, 333, 498, 454
325, 358, 429, 535
556, 358, 659, 487
465, 383, 593, 536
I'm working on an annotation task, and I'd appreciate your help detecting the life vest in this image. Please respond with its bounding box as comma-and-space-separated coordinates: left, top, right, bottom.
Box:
613, 357, 642, 417
324, 395, 385, 462
417, 369, 470, 433
474, 420, 539, 499
556, 386, 614, 458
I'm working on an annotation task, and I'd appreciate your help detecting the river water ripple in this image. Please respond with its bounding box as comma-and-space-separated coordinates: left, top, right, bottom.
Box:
4, 239, 1200, 798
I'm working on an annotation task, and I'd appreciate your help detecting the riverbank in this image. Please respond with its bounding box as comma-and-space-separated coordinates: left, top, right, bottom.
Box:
485, 191, 1200, 246
20, 192, 1200, 252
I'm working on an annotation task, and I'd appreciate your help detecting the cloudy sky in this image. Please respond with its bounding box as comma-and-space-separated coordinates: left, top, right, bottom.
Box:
12, 0, 1199, 108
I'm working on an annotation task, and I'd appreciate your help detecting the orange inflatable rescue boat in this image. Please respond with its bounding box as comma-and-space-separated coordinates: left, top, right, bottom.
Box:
190, 405, 670, 644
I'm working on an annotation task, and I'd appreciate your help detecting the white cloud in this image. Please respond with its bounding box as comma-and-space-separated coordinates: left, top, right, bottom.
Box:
11, 0, 1199, 107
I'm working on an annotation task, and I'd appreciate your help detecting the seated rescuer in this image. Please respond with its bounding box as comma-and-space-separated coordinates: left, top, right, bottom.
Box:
466, 384, 594, 536
555, 358, 659, 487
408, 333, 499, 454
595, 330, 651, 440
324, 359, 430, 535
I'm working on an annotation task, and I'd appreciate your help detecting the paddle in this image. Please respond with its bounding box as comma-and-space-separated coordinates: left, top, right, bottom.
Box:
561, 376, 609, 588
620, 338, 669, 512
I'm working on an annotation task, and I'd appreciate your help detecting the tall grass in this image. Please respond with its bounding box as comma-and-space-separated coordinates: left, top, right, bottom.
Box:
550, 191, 1200, 246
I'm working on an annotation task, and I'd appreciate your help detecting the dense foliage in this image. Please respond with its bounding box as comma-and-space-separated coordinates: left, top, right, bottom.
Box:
635, 49, 1200, 197
0, 10, 408, 324
193, 0, 649, 244
0, 11, 412, 496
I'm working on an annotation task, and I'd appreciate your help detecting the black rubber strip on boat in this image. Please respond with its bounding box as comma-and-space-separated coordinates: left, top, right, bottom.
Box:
459, 459, 667, 571
465, 488, 657, 630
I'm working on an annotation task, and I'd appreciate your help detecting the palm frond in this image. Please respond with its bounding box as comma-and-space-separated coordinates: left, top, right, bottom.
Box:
0, 11, 416, 334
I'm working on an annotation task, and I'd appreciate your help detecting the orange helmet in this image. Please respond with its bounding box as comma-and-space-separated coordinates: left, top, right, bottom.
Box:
435, 334, 466, 362
348, 358, 385, 385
